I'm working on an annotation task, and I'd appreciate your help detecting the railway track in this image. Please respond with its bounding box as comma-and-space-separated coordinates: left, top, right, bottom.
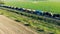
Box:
0, 5, 60, 25
0, 6, 60, 20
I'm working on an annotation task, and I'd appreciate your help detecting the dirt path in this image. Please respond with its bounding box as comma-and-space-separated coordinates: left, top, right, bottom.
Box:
0, 15, 37, 34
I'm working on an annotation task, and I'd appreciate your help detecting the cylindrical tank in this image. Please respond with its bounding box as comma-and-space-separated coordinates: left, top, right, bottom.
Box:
26, 9, 32, 13
34, 10, 43, 15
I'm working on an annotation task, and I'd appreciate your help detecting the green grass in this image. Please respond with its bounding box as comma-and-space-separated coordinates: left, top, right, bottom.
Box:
1, 7, 60, 26
5, 1, 60, 14
0, 9, 60, 34
1, 1, 60, 34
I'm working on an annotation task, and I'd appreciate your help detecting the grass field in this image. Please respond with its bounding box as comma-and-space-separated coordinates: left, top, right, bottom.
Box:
5, 1, 60, 14
0, 8, 60, 34
0, 0, 60, 34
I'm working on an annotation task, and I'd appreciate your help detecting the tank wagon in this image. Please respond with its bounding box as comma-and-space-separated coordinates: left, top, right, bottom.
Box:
26, 9, 32, 13
17, 8, 27, 11
43, 12, 53, 17
10, 6, 15, 9
53, 14, 60, 18
33, 10, 43, 15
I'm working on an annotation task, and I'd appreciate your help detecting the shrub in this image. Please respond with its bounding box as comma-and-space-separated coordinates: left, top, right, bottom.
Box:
15, 20, 21, 22
24, 23, 30, 26
37, 29, 44, 32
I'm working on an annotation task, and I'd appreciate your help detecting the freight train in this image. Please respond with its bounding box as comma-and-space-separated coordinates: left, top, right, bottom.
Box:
0, 5, 60, 19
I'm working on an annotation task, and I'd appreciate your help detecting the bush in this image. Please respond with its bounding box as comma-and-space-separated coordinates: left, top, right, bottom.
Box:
49, 32, 54, 34
36, 27, 44, 32
24, 23, 30, 26
0, 13, 3, 15
37, 29, 44, 32
15, 20, 21, 22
